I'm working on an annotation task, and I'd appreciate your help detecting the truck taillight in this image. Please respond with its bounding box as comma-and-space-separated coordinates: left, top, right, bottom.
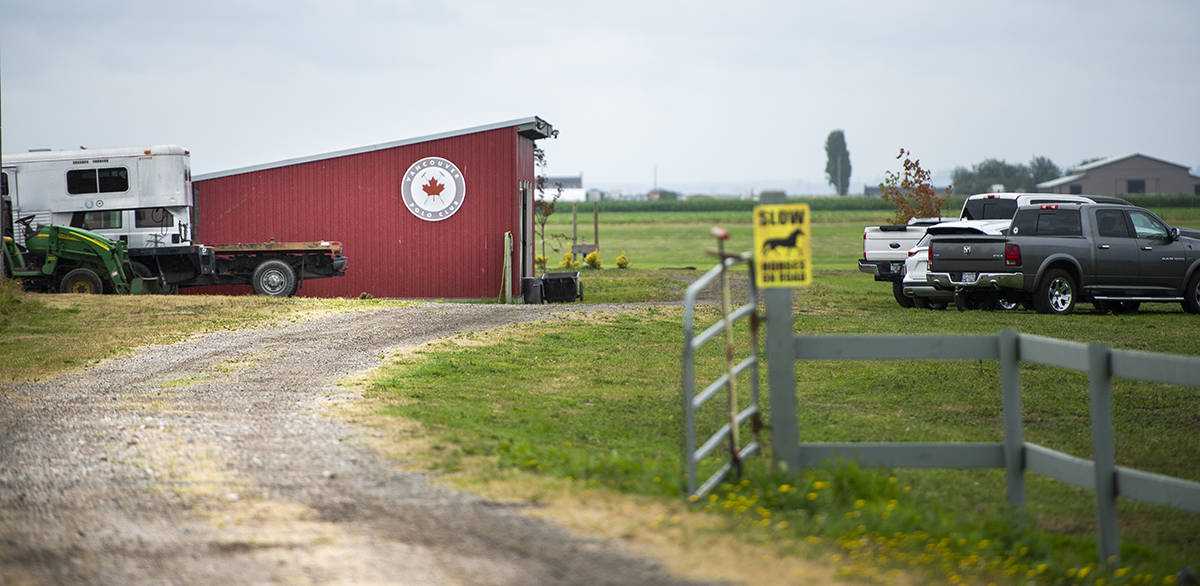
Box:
1040, 204, 1058, 209
1005, 243, 1021, 266
862, 232, 866, 259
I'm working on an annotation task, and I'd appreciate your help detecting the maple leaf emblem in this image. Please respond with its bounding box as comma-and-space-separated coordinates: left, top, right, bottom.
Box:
422, 176, 446, 197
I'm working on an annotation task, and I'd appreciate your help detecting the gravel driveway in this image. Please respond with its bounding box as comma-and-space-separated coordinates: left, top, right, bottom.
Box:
0, 303, 703, 585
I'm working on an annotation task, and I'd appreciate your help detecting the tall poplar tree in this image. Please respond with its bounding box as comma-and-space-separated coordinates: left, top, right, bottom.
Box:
824, 130, 851, 195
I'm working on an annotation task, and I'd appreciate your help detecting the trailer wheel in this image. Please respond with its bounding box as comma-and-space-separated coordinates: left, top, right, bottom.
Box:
252, 259, 297, 297
60, 268, 103, 294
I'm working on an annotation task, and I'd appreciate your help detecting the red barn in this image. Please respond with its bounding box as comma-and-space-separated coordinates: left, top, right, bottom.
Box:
192, 117, 555, 299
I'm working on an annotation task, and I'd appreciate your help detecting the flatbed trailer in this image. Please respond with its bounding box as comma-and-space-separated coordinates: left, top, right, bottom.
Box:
183, 240, 347, 296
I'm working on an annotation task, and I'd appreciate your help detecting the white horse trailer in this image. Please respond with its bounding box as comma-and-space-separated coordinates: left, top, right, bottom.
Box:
3, 145, 346, 296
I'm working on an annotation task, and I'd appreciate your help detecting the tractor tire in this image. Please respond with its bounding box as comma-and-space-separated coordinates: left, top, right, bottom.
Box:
1034, 268, 1077, 315
131, 261, 154, 279
251, 259, 297, 297
60, 268, 103, 294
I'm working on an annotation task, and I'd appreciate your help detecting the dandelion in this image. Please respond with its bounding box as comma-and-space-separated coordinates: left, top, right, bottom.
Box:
562, 441, 572, 448
854, 499, 865, 509
757, 507, 770, 517
777, 521, 789, 530
1036, 563, 1047, 574
888, 476, 897, 483
779, 484, 792, 493
1078, 565, 1091, 579
708, 494, 718, 503
1163, 575, 1177, 585
903, 486, 911, 494
1115, 568, 1129, 578
653, 477, 661, 484
688, 494, 699, 502
760, 519, 771, 527
670, 515, 680, 524
807, 492, 819, 501
806, 536, 820, 544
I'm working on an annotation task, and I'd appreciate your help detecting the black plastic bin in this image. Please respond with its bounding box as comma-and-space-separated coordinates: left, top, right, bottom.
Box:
540, 272, 582, 303
522, 277, 544, 304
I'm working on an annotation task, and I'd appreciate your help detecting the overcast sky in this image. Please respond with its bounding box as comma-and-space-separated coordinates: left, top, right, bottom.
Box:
2, 0, 1197, 195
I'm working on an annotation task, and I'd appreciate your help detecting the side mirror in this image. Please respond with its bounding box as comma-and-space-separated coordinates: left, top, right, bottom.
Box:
1170, 227, 1181, 241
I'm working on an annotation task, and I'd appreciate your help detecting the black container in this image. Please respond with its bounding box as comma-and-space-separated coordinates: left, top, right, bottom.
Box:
522, 277, 543, 304
540, 271, 582, 303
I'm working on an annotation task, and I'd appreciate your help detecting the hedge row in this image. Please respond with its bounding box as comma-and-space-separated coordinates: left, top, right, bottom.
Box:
578, 194, 1200, 213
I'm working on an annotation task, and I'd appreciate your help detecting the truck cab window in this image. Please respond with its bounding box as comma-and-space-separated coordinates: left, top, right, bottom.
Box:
1095, 210, 1131, 238
2, 172, 8, 196
1130, 211, 1167, 239
135, 207, 174, 228
67, 167, 129, 194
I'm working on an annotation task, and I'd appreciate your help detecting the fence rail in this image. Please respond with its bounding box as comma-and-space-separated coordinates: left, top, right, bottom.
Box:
760, 287, 1200, 567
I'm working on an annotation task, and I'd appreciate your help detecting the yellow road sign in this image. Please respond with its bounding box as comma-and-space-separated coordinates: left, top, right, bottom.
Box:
753, 203, 811, 287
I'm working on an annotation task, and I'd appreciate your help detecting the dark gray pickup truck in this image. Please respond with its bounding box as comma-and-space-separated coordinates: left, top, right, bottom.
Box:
926, 202, 1200, 315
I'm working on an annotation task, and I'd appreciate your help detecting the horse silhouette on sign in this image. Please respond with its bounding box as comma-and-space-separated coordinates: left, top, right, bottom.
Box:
761, 228, 804, 255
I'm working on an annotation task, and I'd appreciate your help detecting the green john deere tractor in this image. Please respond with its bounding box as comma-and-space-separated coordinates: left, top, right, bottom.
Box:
2, 215, 156, 294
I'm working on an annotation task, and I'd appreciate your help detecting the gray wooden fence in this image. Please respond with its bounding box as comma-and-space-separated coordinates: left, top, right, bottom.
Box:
760, 286, 1200, 566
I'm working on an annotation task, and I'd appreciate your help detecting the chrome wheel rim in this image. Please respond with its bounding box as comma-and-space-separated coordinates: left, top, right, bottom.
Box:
1049, 277, 1073, 312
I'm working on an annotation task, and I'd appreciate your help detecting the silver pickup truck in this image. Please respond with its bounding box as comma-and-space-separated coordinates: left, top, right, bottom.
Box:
927, 202, 1200, 315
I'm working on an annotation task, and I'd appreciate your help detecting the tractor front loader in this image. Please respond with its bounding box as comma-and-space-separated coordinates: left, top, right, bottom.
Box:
2, 215, 157, 294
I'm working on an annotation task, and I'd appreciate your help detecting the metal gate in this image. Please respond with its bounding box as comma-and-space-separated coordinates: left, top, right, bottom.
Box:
681, 252, 761, 498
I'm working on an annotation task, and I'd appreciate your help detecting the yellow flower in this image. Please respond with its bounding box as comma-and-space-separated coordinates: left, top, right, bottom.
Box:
708, 494, 718, 503
653, 477, 661, 483
854, 499, 865, 508
888, 476, 897, 484
760, 519, 771, 527
1115, 568, 1129, 578
903, 486, 911, 494
807, 492, 819, 501
779, 484, 792, 493
688, 494, 699, 502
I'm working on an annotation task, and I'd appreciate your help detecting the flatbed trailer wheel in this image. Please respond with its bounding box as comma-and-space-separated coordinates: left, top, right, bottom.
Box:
60, 268, 103, 294
251, 259, 297, 297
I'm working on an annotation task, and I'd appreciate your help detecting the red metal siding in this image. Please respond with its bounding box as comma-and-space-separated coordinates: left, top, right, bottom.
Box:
193, 126, 532, 298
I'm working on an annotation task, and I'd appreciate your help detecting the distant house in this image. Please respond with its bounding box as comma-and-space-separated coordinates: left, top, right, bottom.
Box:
1036, 153, 1200, 196
541, 174, 586, 202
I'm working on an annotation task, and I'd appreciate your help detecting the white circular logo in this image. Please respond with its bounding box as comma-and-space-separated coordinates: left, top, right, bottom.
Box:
401, 157, 466, 221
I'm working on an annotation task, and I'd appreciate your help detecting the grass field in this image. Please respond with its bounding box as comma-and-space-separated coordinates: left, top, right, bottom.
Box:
373, 204, 1200, 584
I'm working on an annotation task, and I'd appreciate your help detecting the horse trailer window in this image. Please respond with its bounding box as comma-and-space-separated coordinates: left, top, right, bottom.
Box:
67, 167, 129, 194
135, 207, 174, 228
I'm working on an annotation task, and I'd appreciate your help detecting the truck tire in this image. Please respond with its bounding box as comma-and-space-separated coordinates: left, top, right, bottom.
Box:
251, 259, 297, 297
1034, 268, 1076, 315
60, 268, 103, 294
892, 280, 914, 308
1183, 272, 1200, 314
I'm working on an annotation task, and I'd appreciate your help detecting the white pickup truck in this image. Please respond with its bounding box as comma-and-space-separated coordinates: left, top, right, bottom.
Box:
861, 193, 1131, 307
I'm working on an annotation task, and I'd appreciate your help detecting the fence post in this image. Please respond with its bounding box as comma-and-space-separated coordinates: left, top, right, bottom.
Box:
999, 328, 1025, 508
765, 287, 799, 471
1088, 342, 1120, 566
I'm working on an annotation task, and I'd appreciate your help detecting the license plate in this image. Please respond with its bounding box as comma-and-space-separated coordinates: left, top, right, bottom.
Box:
961, 272, 977, 282
890, 262, 902, 273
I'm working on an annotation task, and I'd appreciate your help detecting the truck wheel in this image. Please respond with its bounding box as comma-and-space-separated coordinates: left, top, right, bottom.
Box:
1184, 272, 1200, 314
892, 280, 914, 308
252, 259, 297, 297
60, 268, 103, 294
1034, 269, 1076, 315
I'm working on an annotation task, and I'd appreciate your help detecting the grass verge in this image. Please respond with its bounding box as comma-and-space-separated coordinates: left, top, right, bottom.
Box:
0, 292, 407, 382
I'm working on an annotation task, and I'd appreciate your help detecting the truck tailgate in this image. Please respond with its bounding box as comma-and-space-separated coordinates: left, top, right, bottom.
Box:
863, 226, 924, 262
928, 235, 1009, 273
